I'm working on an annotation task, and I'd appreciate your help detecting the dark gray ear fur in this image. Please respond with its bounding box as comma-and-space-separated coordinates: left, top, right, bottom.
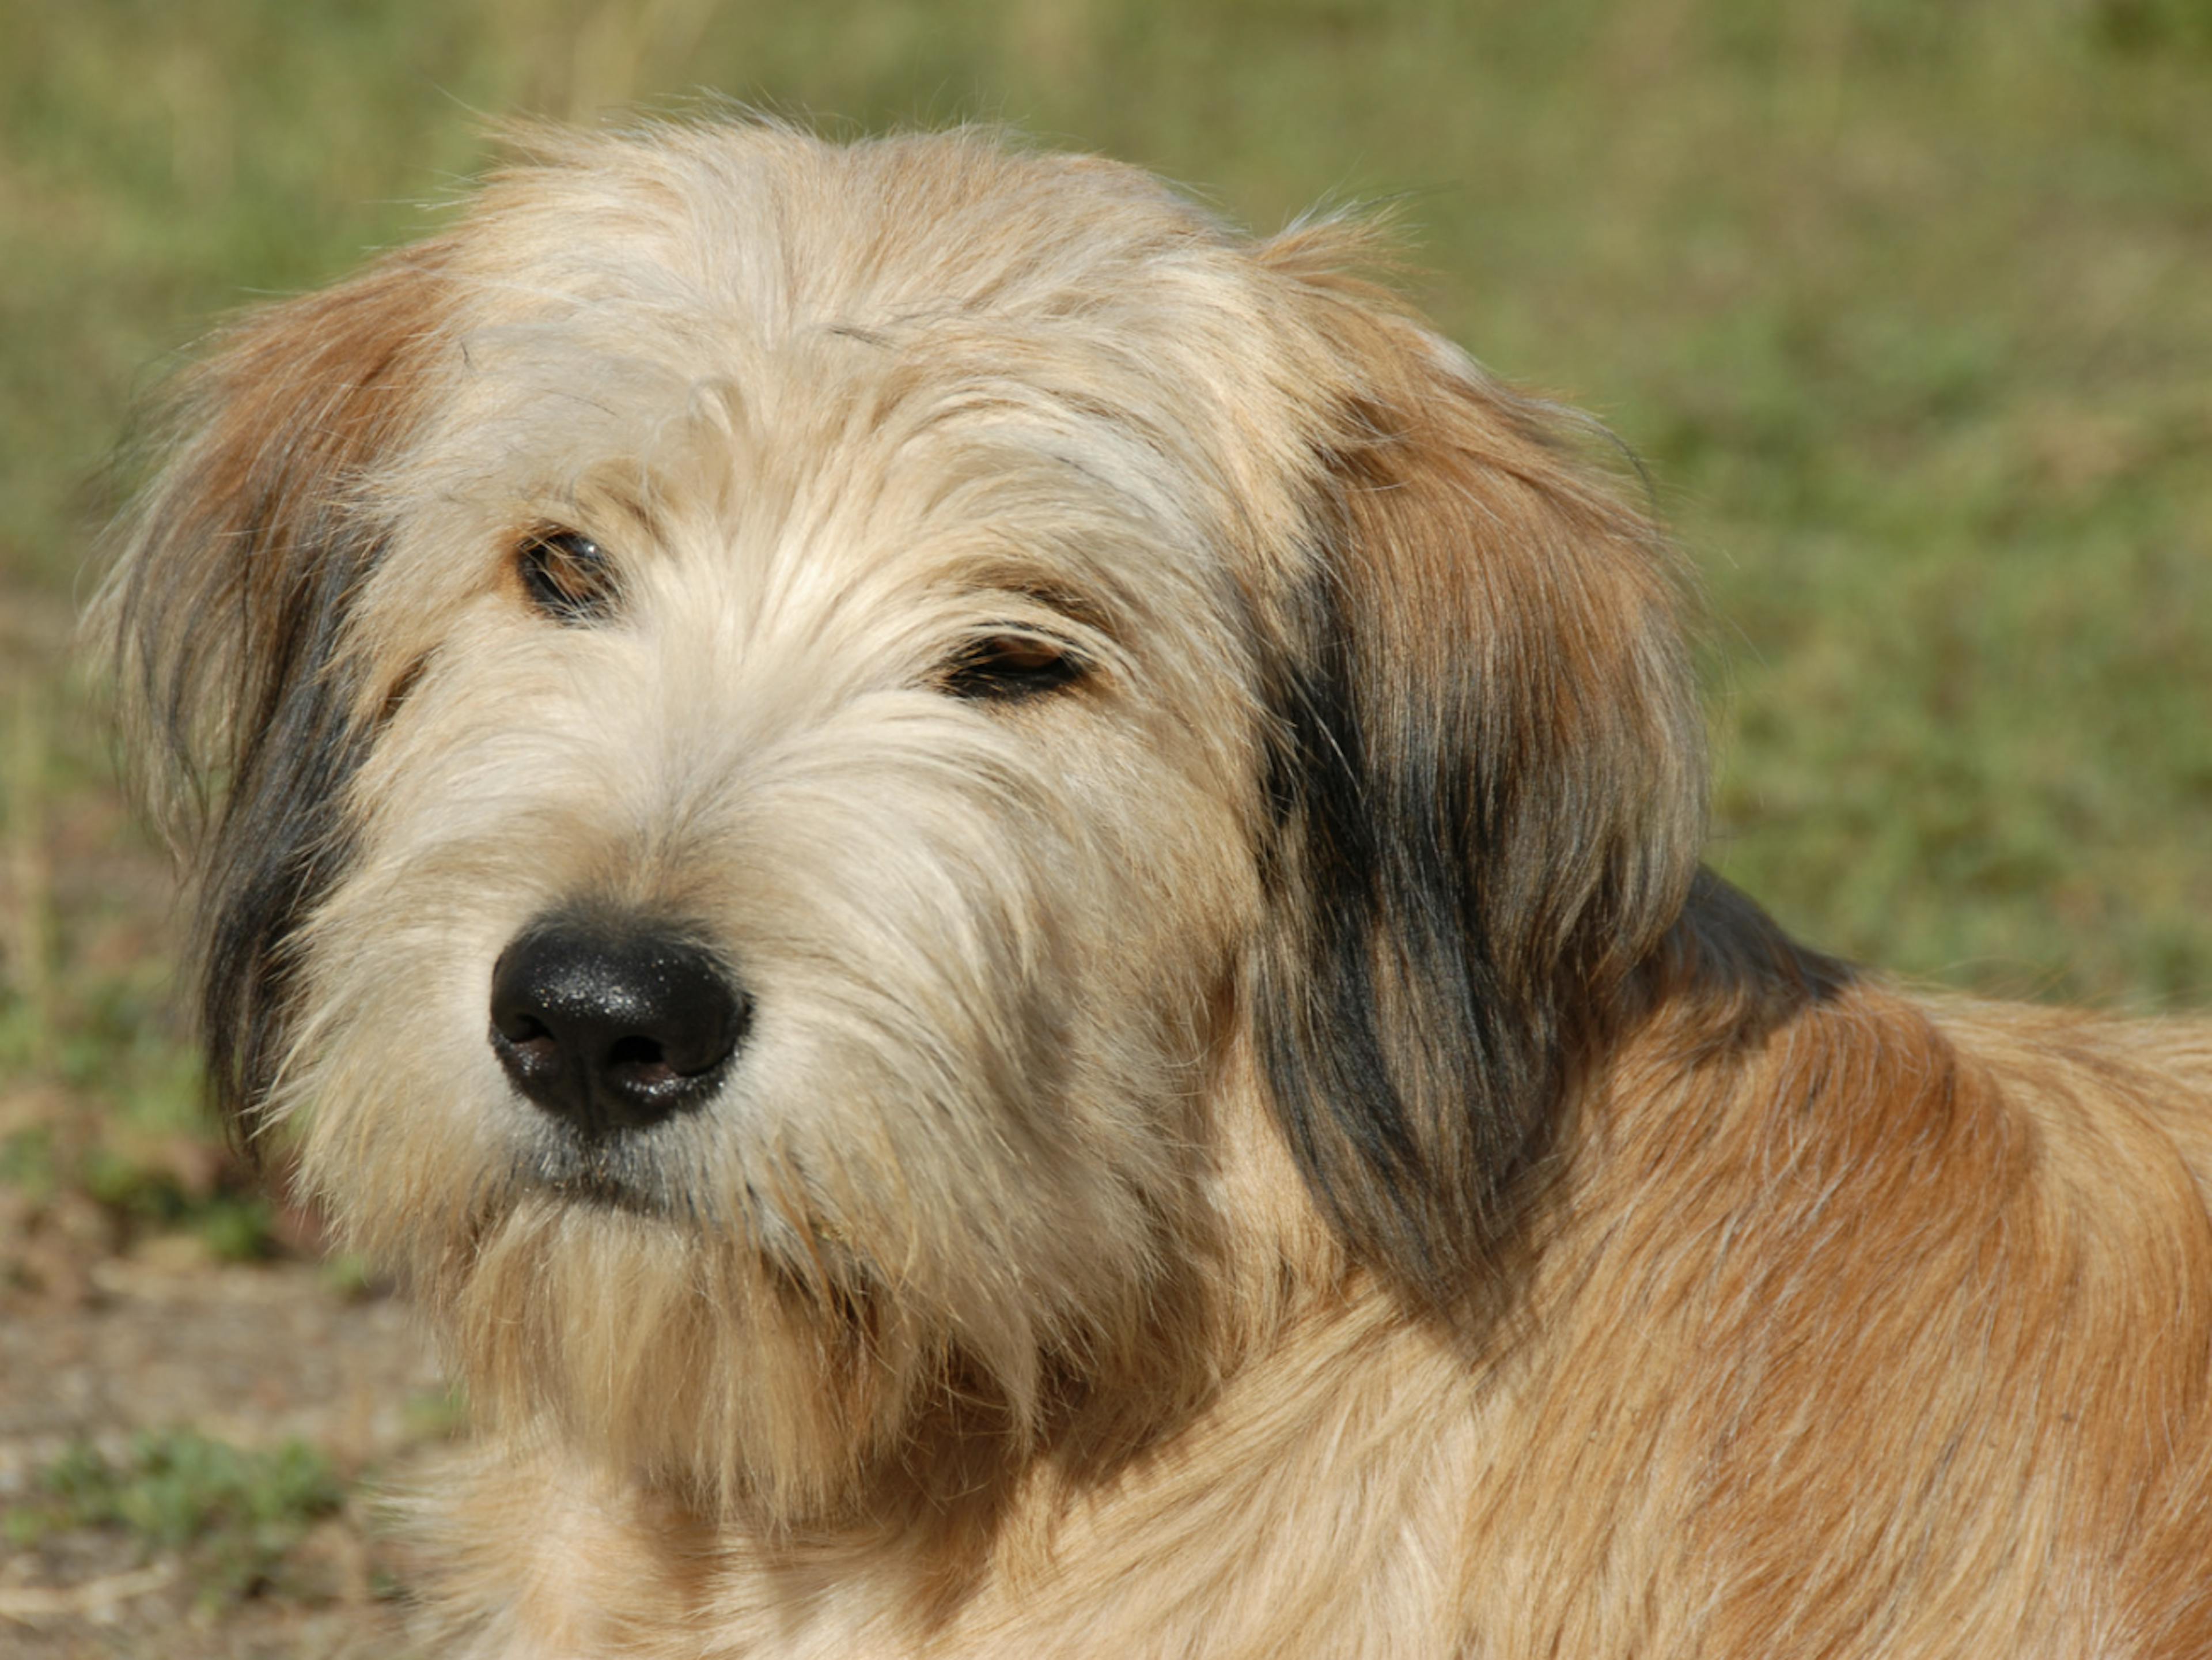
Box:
1251, 241, 1706, 1311
97, 244, 456, 1143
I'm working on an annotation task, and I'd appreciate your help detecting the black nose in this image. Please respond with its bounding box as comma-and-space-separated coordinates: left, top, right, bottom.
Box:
488, 914, 748, 1136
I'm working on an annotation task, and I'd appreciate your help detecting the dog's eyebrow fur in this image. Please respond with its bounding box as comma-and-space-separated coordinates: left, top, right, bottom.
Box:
947, 572, 1113, 634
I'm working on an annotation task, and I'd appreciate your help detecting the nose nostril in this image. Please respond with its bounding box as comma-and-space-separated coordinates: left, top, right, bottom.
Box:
607, 1035, 683, 1092
497, 1011, 554, 1045
488, 912, 749, 1136
608, 1035, 665, 1068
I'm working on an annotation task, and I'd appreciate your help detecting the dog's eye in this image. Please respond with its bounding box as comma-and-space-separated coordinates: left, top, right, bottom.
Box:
517, 530, 616, 624
942, 633, 1085, 701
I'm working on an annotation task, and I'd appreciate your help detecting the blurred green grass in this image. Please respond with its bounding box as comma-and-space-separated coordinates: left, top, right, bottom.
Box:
5, 1429, 346, 1609
2, 0, 2207, 1201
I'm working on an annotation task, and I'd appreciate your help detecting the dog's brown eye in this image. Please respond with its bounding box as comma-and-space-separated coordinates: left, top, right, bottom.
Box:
517, 530, 615, 624
942, 634, 1085, 701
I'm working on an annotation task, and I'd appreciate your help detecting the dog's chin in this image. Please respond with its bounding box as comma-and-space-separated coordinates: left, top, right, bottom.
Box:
440, 1155, 961, 1523
510, 1124, 695, 1220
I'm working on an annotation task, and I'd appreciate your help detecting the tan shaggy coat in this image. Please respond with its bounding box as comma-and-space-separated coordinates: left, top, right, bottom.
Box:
99, 119, 2212, 1658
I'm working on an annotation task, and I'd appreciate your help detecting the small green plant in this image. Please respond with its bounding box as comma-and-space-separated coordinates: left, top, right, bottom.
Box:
3, 1429, 346, 1608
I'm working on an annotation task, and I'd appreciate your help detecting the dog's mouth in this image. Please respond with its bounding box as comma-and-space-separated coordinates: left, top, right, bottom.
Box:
510, 1122, 695, 1218
536, 1166, 662, 1215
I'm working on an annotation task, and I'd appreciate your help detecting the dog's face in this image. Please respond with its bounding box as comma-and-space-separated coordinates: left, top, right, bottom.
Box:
103, 123, 1705, 1517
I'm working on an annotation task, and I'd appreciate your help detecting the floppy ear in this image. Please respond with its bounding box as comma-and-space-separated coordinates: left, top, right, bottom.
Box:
97, 243, 457, 1141
1251, 235, 1706, 1311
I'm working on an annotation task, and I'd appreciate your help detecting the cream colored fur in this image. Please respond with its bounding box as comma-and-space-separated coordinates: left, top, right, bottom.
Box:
99, 120, 2212, 1657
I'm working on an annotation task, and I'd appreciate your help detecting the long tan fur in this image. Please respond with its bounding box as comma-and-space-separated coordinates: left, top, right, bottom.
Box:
98, 118, 2212, 1658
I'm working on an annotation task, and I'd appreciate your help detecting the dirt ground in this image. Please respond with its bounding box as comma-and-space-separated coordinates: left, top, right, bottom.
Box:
0, 1250, 449, 1655
1, 583, 450, 1657
0, 1192, 448, 1658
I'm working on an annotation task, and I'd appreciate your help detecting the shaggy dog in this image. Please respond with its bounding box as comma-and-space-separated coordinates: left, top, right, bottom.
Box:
101, 120, 2212, 1657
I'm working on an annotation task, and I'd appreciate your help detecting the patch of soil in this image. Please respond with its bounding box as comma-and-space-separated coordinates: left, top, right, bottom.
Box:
0, 1243, 446, 1658
3, 575, 454, 1655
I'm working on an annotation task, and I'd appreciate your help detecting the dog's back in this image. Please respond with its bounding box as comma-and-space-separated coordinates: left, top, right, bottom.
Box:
1465, 879, 2212, 1655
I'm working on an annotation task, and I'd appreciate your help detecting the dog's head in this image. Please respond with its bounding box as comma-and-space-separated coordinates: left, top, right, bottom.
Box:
101, 121, 1703, 1516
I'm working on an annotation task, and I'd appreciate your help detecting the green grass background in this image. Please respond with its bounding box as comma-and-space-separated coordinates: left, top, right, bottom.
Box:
4, 0, 2210, 1156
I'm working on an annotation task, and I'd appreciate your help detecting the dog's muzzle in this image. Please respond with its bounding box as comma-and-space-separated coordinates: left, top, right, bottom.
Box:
488, 911, 748, 1137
